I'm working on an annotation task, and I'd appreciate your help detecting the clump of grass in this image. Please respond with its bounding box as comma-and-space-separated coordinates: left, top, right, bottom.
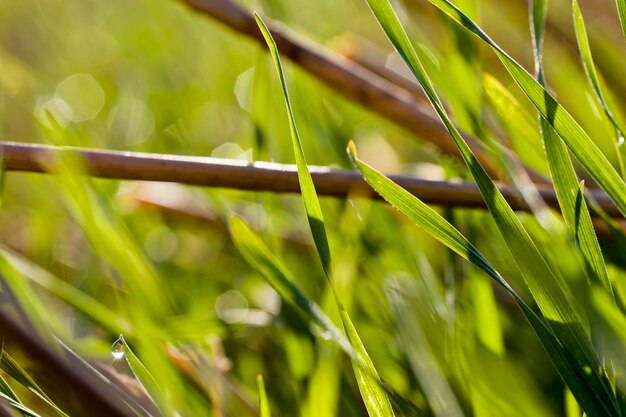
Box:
0, 0, 625, 416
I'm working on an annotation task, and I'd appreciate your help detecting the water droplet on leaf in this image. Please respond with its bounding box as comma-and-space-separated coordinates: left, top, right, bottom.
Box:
111, 334, 126, 359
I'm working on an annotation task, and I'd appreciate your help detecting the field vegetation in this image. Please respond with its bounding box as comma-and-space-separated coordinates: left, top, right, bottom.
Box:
1, 0, 626, 416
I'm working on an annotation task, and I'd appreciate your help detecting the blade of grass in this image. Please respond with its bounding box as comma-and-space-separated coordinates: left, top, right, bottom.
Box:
255, 13, 395, 417
529, 0, 614, 296
253, 15, 330, 278
0, 372, 19, 407
425, 0, 626, 217
37, 116, 185, 415
530, 3, 617, 390
0, 255, 57, 345
530, 0, 624, 386
0, 352, 68, 417
228, 215, 350, 353
360, 1, 619, 414
616, 0, 626, 39
573, 0, 626, 178
0, 391, 41, 417
348, 142, 618, 417
0, 359, 29, 417
113, 335, 161, 412
257, 375, 271, 417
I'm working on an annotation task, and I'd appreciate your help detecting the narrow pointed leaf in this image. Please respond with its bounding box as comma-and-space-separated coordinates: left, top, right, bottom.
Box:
257, 375, 271, 417
425, 0, 626, 217
229, 215, 350, 352
360, 0, 620, 414
573, 0, 626, 176
0, 391, 41, 417
0, 352, 68, 417
256, 14, 395, 416
616, 0, 626, 39
530, 0, 613, 295
253, 13, 331, 278
348, 143, 618, 417
118, 336, 162, 411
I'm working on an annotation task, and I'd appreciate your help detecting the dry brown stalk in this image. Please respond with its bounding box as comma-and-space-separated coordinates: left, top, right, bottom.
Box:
175, 0, 508, 179
0, 141, 621, 218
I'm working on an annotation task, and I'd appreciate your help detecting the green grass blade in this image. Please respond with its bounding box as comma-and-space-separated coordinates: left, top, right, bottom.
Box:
358, 0, 620, 412
0, 255, 57, 344
348, 142, 524, 307
230, 215, 395, 416
229, 215, 350, 352
0, 391, 41, 417
348, 143, 618, 417
363, 0, 577, 326
530, 0, 548, 67
0, 372, 20, 406
256, 14, 395, 416
0, 352, 68, 417
616, 0, 626, 39
113, 335, 161, 411
253, 13, 331, 279
425, 0, 626, 217
0, 362, 29, 417
529, 0, 613, 296
340, 309, 396, 417
573, 0, 626, 177
257, 375, 271, 417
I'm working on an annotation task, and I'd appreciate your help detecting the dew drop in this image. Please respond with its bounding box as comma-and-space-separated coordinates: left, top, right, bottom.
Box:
111, 334, 126, 359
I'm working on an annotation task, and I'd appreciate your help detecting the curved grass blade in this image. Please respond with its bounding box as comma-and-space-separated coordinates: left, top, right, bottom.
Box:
573, 0, 626, 177
348, 142, 619, 417
0, 373, 20, 409
0, 352, 68, 417
363, 0, 580, 328
425, 0, 626, 218
348, 142, 525, 309
257, 375, 271, 417
112, 335, 162, 413
358, 1, 619, 413
530, 0, 613, 296
253, 14, 330, 279
255, 13, 395, 416
0, 391, 41, 417
0, 364, 30, 417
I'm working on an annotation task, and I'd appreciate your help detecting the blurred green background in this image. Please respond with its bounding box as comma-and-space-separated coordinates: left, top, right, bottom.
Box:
0, 0, 625, 415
